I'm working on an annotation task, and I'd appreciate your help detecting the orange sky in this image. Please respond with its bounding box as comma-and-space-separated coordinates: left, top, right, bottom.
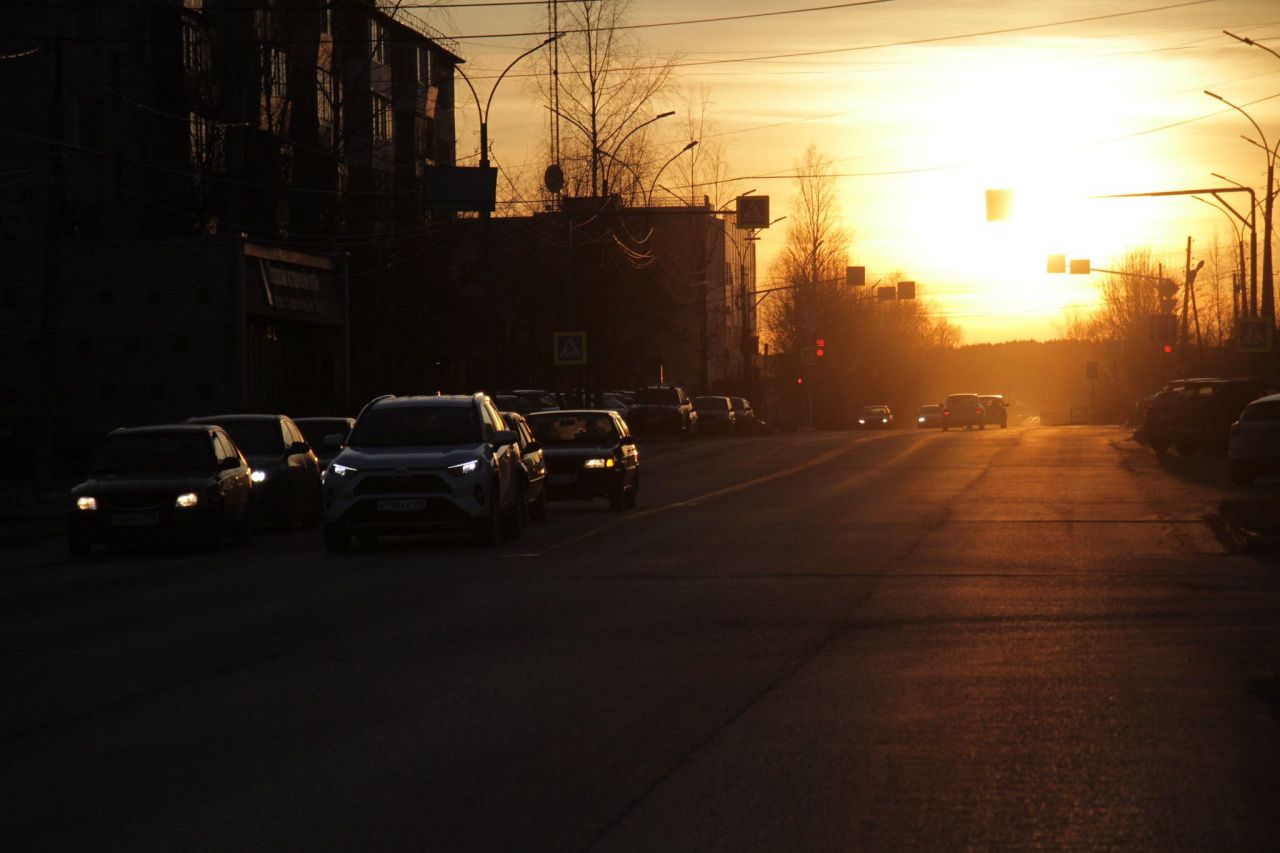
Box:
423, 0, 1280, 343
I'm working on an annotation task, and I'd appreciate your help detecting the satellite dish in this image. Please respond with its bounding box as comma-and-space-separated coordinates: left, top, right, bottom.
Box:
543, 163, 565, 194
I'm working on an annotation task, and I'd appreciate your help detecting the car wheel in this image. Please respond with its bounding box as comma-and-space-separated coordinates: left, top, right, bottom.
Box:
324, 522, 351, 553
502, 482, 526, 538
1150, 435, 1170, 454
609, 482, 625, 511
68, 534, 92, 559
1176, 441, 1199, 457
624, 474, 639, 509
530, 485, 548, 521
1230, 461, 1257, 486
473, 487, 501, 545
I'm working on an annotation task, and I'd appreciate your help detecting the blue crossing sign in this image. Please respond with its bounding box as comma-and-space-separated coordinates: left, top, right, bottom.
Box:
553, 331, 588, 366
1237, 317, 1272, 353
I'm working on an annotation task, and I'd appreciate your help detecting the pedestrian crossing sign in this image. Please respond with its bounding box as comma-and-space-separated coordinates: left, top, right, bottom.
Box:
1237, 317, 1272, 353
553, 331, 588, 366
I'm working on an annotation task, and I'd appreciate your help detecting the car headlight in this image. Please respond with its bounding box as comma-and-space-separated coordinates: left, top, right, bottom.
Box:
918, 417, 926, 423
328, 463, 357, 479
583, 458, 614, 469
175, 492, 199, 508
250, 469, 267, 483
448, 459, 480, 477
76, 496, 98, 511
882, 418, 889, 424
857, 419, 866, 425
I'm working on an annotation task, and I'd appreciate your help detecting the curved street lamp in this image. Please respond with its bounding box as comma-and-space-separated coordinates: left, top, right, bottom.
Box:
1193, 195, 1248, 320
599, 111, 675, 198
1205, 90, 1275, 321
647, 140, 698, 205
455, 33, 561, 172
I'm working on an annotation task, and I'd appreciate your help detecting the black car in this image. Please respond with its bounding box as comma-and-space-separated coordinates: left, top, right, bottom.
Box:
626, 384, 698, 437
294, 416, 356, 464
729, 396, 758, 434
67, 424, 253, 555
979, 395, 1009, 428
502, 411, 548, 521
857, 405, 894, 430
693, 395, 737, 435
1166, 377, 1273, 456
188, 414, 323, 529
526, 410, 639, 510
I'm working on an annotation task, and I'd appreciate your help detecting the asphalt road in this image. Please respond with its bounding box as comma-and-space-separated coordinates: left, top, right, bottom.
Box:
3, 425, 1279, 851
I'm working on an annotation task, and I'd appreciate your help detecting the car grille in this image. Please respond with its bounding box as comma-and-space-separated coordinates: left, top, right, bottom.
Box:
353, 473, 450, 497
105, 493, 172, 510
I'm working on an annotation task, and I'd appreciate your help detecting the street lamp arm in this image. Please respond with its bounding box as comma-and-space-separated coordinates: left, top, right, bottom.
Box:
647, 140, 698, 204
485, 34, 561, 124
1205, 90, 1270, 154
1193, 195, 1244, 243
597, 110, 675, 196
453, 65, 484, 146
1224, 29, 1280, 63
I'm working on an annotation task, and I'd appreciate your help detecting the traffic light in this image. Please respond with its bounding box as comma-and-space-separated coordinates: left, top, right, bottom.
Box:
815, 337, 825, 359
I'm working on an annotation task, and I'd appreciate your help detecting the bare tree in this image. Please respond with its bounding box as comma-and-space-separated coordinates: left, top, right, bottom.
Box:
536, 0, 676, 199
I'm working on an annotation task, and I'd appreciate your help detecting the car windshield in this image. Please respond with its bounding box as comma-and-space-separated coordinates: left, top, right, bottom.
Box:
1243, 400, 1280, 422
636, 387, 679, 405
295, 419, 350, 444
348, 406, 481, 448
528, 414, 618, 446
694, 397, 728, 411
947, 396, 979, 406
91, 432, 216, 474
863, 406, 889, 415
920, 405, 941, 414
219, 422, 285, 456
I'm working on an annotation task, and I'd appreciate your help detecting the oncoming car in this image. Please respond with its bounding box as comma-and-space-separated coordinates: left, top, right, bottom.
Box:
942, 394, 986, 431
321, 394, 524, 551
858, 405, 893, 430
917, 404, 942, 429
526, 410, 639, 510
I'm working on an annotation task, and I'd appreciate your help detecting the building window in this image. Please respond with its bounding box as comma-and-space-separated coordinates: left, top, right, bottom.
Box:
415, 113, 434, 162
189, 112, 224, 173
369, 18, 386, 65
317, 66, 338, 145
261, 46, 289, 132
372, 92, 392, 144
182, 17, 211, 73
417, 46, 430, 84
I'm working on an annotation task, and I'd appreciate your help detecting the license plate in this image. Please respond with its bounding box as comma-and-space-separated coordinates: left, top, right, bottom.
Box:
549, 473, 577, 485
377, 499, 426, 513
111, 512, 159, 527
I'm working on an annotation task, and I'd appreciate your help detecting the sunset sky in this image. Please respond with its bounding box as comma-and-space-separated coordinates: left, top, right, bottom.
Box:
420, 0, 1280, 343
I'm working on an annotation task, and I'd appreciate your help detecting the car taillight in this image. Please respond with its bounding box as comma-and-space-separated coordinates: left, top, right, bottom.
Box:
943, 410, 950, 416
976, 408, 983, 414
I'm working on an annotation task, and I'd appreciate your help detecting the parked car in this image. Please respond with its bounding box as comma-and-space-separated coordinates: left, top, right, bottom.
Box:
502, 411, 548, 521
293, 416, 355, 464
322, 394, 524, 551
693, 395, 737, 435
978, 395, 1009, 428
1142, 387, 1183, 453
1167, 377, 1272, 456
942, 394, 986, 431
729, 397, 758, 434
188, 413, 323, 530
857, 405, 894, 430
67, 424, 252, 556
525, 410, 640, 510
626, 384, 698, 437
917, 404, 942, 429
1229, 393, 1280, 485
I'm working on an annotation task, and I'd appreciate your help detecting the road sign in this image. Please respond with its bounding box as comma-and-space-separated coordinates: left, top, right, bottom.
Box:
877, 286, 895, 301
846, 266, 865, 287
736, 195, 771, 230
553, 330, 588, 365
1237, 317, 1272, 353
897, 280, 916, 300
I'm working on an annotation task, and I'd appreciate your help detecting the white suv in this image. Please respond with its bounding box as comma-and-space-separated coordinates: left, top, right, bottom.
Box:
322, 394, 524, 551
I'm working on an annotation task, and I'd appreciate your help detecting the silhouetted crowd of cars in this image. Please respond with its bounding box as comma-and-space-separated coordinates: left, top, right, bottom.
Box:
1133, 377, 1280, 485
857, 394, 1009, 432
63, 385, 763, 557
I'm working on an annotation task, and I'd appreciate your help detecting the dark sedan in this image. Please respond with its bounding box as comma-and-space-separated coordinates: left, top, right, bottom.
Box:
693, 395, 738, 436
67, 424, 252, 556
525, 410, 639, 510
188, 414, 323, 530
294, 416, 355, 464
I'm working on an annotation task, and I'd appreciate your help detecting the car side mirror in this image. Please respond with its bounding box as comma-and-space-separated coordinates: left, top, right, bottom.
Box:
525, 440, 542, 454
219, 456, 240, 471
494, 429, 519, 447
288, 440, 310, 455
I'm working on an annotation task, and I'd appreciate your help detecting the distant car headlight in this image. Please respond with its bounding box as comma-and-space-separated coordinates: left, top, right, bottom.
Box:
76, 496, 98, 511
857, 418, 866, 425
448, 459, 480, 477
882, 418, 889, 424
250, 469, 267, 483
583, 458, 614, 469
175, 492, 200, 508
328, 463, 357, 479
918, 417, 926, 423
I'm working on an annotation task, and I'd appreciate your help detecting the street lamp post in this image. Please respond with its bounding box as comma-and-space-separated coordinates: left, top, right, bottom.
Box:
455, 34, 561, 216
1205, 90, 1274, 322
647, 141, 698, 205
598, 111, 675, 198
1192, 195, 1247, 321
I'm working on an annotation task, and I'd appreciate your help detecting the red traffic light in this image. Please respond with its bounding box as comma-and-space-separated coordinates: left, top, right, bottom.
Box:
1162, 343, 1173, 354
796, 376, 804, 384
815, 347, 825, 358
